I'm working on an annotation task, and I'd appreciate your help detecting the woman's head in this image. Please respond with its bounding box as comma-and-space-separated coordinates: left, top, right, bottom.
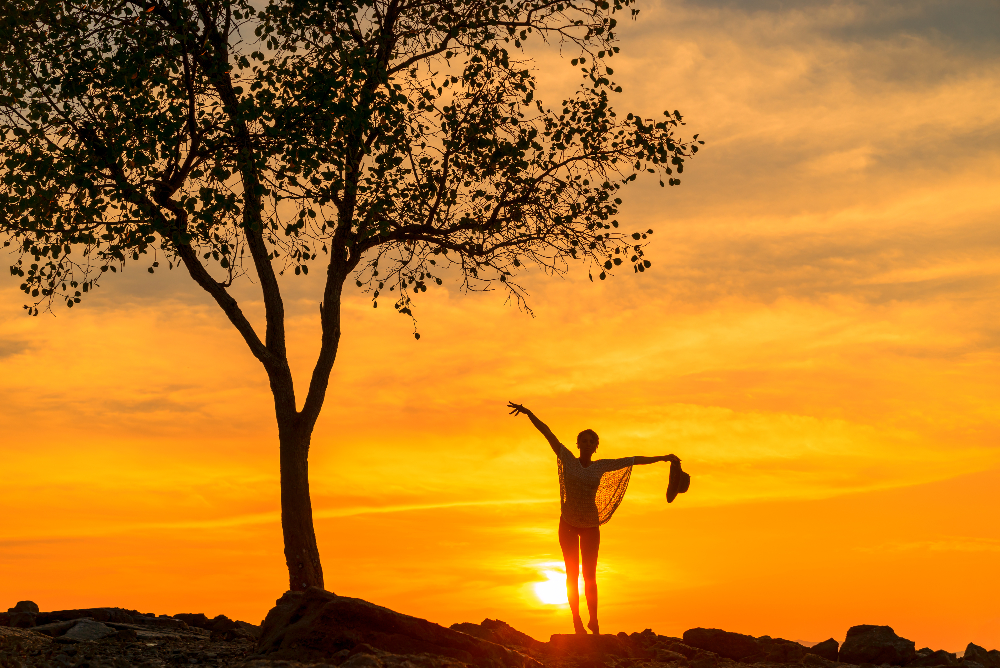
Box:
577, 429, 599, 457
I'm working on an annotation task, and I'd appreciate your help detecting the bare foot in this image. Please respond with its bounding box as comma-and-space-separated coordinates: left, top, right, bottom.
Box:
573, 617, 587, 635
587, 618, 600, 635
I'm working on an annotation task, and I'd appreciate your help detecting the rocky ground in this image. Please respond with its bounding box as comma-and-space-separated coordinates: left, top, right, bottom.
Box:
2, 593, 998, 668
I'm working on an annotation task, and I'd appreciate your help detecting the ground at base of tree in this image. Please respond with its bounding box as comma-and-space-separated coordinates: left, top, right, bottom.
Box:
2, 595, 998, 668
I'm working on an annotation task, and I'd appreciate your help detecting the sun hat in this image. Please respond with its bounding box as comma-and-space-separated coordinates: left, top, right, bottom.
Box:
666, 463, 691, 503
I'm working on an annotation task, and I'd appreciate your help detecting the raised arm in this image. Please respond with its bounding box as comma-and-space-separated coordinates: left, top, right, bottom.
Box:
507, 402, 562, 455
633, 454, 681, 466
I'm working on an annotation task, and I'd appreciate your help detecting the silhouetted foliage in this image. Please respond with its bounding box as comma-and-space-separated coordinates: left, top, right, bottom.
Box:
0, 0, 700, 590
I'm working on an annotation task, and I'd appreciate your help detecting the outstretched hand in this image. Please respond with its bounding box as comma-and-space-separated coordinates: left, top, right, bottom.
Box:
507, 401, 530, 416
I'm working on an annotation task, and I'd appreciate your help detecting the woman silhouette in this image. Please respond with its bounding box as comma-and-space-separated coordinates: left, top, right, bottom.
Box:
508, 402, 680, 635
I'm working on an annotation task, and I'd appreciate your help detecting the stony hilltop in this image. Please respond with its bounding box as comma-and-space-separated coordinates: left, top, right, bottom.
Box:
2, 590, 998, 668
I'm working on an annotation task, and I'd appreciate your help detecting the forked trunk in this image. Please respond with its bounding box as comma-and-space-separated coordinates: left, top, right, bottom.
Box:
278, 419, 324, 591
271, 275, 346, 592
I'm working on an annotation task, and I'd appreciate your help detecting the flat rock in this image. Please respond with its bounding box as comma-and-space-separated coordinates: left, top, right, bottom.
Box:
838, 625, 915, 666
683, 629, 760, 661
130, 615, 189, 630
62, 620, 117, 641
546, 634, 631, 658
30, 620, 82, 637
35, 608, 135, 625
256, 587, 536, 668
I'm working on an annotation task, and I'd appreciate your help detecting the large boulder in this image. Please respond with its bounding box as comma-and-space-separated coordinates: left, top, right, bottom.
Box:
839, 625, 915, 666
257, 588, 535, 667
8, 601, 40, 614
964, 645, 999, 668
683, 628, 761, 661
811, 639, 839, 662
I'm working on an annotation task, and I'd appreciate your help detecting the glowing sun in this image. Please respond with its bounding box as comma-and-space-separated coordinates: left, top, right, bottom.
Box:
533, 569, 583, 605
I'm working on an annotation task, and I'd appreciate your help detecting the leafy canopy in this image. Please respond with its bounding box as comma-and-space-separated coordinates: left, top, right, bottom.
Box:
0, 0, 701, 326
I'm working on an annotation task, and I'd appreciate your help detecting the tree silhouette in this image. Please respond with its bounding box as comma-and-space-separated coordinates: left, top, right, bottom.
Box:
0, 0, 700, 591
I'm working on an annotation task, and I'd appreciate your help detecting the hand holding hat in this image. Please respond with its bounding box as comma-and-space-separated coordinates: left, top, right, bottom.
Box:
666, 458, 691, 503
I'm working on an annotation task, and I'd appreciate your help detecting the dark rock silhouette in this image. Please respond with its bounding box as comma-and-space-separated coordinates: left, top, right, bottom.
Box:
175, 613, 260, 637
450, 619, 544, 651
839, 625, 916, 666
756, 636, 812, 663
910, 649, 958, 666
965, 644, 1000, 668
35, 608, 136, 626
8, 602, 39, 614
4, 595, 1000, 668
683, 627, 762, 661
811, 638, 840, 662
802, 652, 840, 668
256, 587, 536, 667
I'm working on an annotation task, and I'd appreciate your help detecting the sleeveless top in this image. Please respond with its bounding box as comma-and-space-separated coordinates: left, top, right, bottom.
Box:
556, 443, 634, 528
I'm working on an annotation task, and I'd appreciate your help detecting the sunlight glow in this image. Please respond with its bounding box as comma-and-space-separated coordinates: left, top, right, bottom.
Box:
533, 569, 583, 606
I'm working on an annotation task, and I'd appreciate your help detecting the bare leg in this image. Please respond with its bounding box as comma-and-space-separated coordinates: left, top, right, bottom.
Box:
580, 526, 601, 634
558, 519, 586, 634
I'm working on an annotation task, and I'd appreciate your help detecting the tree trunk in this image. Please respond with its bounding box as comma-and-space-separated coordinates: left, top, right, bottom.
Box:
272, 272, 347, 592
278, 415, 324, 591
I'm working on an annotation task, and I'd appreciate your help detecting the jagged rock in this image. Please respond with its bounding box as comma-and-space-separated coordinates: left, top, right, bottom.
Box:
839, 626, 915, 666
910, 650, 958, 667
756, 636, 811, 663
256, 587, 535, 667
682, 629, 760, 661
35, 608, 135, 625
810, 639, 839, 663
655, 649, 689, 662
659, 641, 701, 659
62, 620, 116, 642
801, 653, 839, 668
449, 619, 543, 652
8, 602, 39, 614
964, 645, 999, 668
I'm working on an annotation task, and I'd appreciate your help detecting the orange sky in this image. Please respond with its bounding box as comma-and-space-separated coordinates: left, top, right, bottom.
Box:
2, 0, 999, 655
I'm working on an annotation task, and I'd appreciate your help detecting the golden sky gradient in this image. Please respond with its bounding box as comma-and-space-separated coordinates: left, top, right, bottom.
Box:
2, 0, 999, 654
